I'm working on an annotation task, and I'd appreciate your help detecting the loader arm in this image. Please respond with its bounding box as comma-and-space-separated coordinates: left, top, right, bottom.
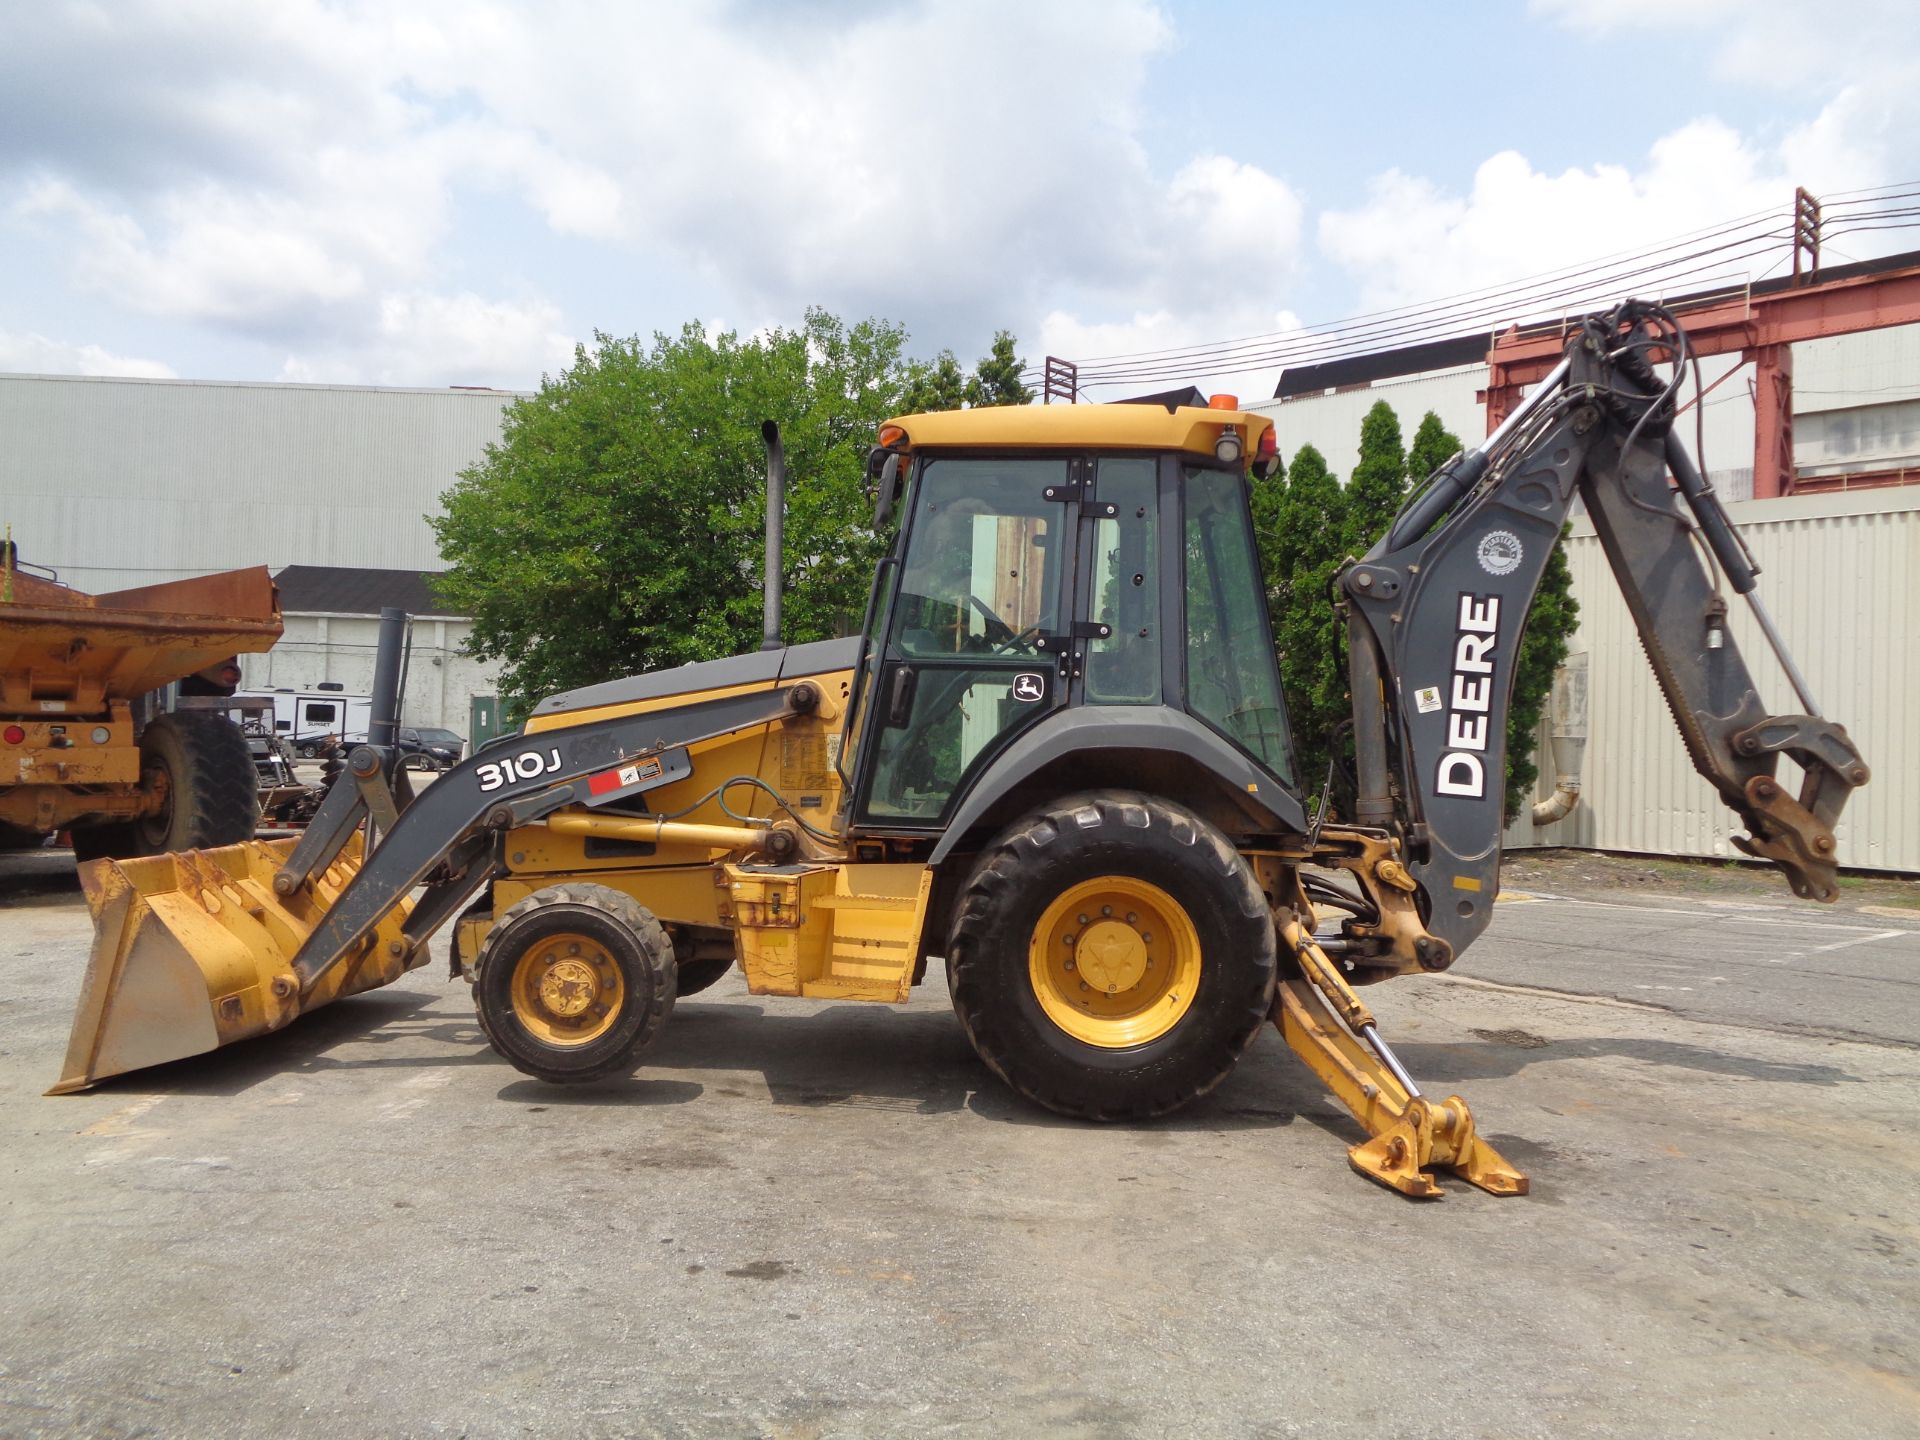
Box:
50, 682, 821, 1093
1338, 300, 1868, 968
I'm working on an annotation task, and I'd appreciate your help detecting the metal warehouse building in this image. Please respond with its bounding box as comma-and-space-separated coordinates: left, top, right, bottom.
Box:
0, 372, 520, 741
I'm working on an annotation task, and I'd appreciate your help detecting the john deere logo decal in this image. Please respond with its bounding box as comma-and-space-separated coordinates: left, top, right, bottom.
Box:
1012, 673, 1045, 702
1477, 530, 1523, 577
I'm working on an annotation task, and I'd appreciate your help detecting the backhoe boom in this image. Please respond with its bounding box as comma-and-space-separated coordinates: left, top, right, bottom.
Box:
1338, 300, 1868, 968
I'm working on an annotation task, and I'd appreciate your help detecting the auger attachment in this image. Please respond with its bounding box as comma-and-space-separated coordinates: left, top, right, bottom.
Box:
1274, 916, 1527, 1199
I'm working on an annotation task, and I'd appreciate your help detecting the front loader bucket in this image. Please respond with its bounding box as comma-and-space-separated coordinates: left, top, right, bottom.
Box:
50, 836, 422, 1094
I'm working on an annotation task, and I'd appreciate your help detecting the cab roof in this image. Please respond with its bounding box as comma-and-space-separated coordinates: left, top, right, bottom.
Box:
883, 401, 1274, 457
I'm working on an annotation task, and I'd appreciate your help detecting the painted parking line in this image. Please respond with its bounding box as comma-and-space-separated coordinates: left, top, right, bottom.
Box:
1506, 892, 1902, 935
1808, 928, 1910, 954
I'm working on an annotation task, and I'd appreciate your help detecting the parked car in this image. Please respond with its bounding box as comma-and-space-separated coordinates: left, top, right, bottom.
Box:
335, 725, 466, 771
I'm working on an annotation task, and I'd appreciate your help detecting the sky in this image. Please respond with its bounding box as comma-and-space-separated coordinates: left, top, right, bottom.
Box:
2, 0, 1917, 399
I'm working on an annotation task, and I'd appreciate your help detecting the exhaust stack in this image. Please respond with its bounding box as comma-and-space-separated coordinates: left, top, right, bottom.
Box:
760, 420, 785, 652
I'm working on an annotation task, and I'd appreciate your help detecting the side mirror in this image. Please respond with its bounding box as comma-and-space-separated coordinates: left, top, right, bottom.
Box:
872, 452, 903, 530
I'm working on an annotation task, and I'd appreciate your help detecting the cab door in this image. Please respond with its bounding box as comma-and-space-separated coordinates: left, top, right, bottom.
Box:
854, 455, 1075, 826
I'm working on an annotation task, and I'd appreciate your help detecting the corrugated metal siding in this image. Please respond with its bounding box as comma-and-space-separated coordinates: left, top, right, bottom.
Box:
1794, 320, 1920, 405
1509, 487, 1920, 872
0, 373, 520, 591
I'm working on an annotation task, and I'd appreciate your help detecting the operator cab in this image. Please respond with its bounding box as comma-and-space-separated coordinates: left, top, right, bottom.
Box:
840, 402, 1300, 837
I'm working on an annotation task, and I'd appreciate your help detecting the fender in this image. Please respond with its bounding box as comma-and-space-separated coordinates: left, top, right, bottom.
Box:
926, 704, 1305, 867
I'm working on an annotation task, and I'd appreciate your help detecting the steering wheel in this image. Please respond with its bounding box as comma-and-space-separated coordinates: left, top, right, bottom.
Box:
965, 594, 1041, 655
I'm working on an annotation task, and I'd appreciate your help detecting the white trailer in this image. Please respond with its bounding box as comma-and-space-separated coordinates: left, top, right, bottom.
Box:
238, 688, 372, 755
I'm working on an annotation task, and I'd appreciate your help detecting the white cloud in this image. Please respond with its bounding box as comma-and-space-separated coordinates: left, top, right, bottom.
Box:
0, 0, 1305, 385
0, 328, 175, 378
1320, 122, 1794, 313
276, 292, 576, 388
1321, 1, 1920, 316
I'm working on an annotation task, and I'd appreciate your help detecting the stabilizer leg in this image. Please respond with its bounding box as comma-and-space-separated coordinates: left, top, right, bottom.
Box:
1275, 919, 1527, 1199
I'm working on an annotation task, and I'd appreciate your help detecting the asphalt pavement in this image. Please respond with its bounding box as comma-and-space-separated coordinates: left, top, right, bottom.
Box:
0, 848, 1915, 1439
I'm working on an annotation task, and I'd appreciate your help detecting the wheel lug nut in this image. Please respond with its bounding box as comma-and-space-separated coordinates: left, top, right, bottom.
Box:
1078, 914, 1089, 926
1064, 959, 1075, 971
1063, 933, 1075, 945
1101, 906, 1112, 917
1125, 913, 1137, 924
1078, 981, 1089, 992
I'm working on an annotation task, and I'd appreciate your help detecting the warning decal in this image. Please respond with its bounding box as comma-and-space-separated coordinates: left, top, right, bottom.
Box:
587, 754, 663, 796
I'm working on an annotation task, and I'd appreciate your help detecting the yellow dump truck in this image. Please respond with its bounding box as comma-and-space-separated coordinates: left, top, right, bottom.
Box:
0, 547, 281, 859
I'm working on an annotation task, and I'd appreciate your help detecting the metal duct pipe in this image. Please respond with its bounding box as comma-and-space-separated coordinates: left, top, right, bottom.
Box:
1532, 652, 1588, 826
761, 420, 785, 652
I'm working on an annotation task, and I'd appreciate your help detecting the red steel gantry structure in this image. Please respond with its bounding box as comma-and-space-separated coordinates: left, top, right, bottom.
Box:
1484, 253, 1920, 498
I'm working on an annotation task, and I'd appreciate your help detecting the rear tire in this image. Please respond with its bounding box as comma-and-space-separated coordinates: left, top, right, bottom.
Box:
473, 884, 675, 1084
70, 712, 258, 861
946, 789, 1276, 1120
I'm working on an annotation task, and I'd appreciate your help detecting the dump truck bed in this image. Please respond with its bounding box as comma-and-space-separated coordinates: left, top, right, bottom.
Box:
0, 566, 281, 713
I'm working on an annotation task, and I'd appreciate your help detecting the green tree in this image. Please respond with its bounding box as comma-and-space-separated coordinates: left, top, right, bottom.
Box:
1341, 399, 1408, 558
900, 330, 1035, 413
1406, 409, 1463, 488
430, 309, 911, 711
899, 350, 967, 414
1270, 443, 1348, 796
1505, 528, 1580, 823
964, 330, 1035, 408
1248, 446, 1288, 630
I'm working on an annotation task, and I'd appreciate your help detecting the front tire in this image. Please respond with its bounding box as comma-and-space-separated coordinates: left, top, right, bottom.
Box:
473, 884, 675, 1084
946, 790, 1276, 1121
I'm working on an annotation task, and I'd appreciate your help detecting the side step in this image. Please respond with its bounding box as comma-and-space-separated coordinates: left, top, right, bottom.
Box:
723, 862, 932, 1003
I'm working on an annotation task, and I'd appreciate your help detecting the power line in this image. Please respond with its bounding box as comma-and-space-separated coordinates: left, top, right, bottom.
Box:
1028, 188, 1920, 395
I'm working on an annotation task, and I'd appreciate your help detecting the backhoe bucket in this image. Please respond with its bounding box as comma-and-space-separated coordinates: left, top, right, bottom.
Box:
50, 836, 422, 1094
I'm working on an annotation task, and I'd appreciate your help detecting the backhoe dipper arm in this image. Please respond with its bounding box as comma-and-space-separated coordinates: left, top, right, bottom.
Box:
1338, 300, 1868, 965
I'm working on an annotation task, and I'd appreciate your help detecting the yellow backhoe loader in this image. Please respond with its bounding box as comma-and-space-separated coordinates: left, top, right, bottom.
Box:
51, 302, 1868, 1197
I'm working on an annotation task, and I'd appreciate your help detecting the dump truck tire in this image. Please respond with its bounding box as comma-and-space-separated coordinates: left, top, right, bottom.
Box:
473, 884, 675, 1084
946, 789, 1276, 1121
70, 712, 258, 861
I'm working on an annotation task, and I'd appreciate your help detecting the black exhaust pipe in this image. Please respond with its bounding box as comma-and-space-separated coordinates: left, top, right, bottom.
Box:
760, 420, 785, 651
368, 607, 408, 745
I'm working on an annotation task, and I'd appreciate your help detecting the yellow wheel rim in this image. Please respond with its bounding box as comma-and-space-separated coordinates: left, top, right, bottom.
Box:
509, 931, 625, 1046
1028, 876, 1202, 1048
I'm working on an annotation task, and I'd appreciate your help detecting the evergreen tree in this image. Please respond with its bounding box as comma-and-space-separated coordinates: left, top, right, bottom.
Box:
1406, 410, 1463, 488
1506, 529, 1580, 823
1248, 445, 1288, 632
1271, 444, 1348, 797
1341, 400, 1408, 558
